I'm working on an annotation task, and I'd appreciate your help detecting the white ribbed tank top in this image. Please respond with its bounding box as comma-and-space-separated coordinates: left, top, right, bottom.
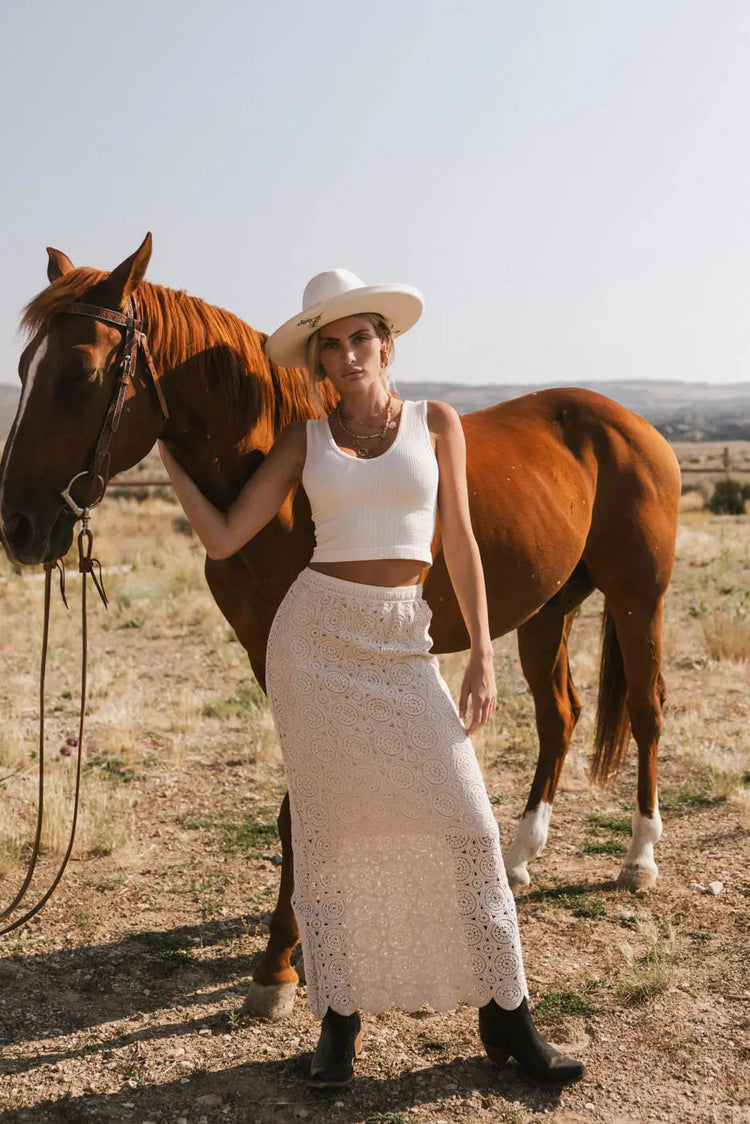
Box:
302, 399, 439, 565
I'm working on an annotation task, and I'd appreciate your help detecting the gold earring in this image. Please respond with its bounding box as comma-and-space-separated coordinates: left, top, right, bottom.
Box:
380, 347, 389, 368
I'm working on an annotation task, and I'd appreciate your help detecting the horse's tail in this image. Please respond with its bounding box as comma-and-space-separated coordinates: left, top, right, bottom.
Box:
591, 604, 631, 785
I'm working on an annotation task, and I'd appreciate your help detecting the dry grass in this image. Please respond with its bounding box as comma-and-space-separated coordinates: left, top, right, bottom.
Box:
252, 708, 283, 777
0, 707, 28, 776
76, 775, 135, 857
0, 843, 23, 880
88, 696, 142, 757
166, 687, 201, 735
702, 612, 750, 661
733, 787, 750, 829
39, 770, 134, 858
679, 488, 708, 512
0, 755, 134, 867
705, 753, 750, 799
618, 921, 680, 1005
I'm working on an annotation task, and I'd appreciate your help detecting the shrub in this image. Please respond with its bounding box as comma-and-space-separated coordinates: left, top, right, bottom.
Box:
706, 478, 749, 515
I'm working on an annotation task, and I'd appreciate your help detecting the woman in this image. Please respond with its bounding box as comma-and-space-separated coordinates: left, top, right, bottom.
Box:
159, 269, 584, 1090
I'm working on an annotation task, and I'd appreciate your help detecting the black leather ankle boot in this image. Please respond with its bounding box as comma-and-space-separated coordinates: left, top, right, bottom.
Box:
308, 1008, 363, 1088
478, 998, 585, 1087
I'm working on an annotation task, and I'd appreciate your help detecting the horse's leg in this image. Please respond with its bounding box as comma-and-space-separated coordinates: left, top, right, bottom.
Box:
242, 793, 300, 1019
208, 619, 301, 1020
504, 572, 593, 887
604, 597, 667, 891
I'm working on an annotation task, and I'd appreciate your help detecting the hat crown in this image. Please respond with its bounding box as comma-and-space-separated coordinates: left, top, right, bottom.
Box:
302, 268, 366, 311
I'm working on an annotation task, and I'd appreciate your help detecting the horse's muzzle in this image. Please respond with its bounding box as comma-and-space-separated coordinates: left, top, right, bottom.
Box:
0, 506, 73, 566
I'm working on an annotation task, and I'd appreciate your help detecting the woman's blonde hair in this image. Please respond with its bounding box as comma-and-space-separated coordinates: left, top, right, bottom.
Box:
305, 313, 395, 403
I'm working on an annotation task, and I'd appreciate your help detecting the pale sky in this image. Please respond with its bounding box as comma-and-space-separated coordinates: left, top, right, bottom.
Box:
2, 0, 749, 387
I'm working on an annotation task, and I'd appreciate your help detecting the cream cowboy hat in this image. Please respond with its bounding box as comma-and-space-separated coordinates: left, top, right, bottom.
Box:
264, 268, 424, 369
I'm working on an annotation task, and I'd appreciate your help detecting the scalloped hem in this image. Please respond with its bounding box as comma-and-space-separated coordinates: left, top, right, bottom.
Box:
307, 982, 530, 1020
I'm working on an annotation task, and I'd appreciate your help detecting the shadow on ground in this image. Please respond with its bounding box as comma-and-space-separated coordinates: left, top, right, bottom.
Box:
0, 914, 259, 1058
0, 1054, 566, 1124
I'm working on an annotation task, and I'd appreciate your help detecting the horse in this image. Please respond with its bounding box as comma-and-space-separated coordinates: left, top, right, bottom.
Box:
0, 235, 681, 1018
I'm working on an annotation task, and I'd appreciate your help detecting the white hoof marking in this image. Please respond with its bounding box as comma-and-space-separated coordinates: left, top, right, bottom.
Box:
504, 802, 553, 887
618, 802, 662, 890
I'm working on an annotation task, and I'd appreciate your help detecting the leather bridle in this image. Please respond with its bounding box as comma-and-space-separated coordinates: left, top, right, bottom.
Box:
59, 294, 169, 519
0, 294, 169, 936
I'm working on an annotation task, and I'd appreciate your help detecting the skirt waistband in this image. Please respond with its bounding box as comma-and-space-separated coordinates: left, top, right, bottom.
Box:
297, 567, 423, 603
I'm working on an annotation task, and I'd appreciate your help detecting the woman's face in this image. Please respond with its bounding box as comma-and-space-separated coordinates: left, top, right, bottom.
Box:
316, 315, 383, 391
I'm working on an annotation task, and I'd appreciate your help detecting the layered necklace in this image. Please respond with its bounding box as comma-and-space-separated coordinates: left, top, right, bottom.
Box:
336, 394, 398, 459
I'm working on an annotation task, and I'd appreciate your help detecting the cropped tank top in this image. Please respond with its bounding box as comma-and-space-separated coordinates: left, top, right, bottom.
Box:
302, 399, 439, 565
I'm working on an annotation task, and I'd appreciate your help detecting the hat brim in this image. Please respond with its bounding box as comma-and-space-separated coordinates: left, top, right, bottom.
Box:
264, 284, 424, 369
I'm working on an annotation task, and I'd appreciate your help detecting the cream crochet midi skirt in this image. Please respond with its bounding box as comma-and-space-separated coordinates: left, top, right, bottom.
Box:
266, 568, 527, 1019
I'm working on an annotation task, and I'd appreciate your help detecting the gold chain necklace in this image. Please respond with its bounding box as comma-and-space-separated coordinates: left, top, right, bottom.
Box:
336, 395, 397, 459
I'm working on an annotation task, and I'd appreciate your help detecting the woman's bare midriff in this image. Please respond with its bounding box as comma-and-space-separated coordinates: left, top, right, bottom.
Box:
309, 559, 427, 587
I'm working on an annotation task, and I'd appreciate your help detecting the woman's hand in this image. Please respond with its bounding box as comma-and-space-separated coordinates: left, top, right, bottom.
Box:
458, 647, 497, 735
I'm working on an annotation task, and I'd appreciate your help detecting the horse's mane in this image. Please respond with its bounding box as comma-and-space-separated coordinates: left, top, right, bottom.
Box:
21, 268, 334, 433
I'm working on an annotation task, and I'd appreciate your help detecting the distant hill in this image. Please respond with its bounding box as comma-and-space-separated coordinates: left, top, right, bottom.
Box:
4, 378, 750, 441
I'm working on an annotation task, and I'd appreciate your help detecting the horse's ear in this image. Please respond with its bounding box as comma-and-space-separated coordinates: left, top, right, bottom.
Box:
104, 233, 153, 308
46, 247, 74, 282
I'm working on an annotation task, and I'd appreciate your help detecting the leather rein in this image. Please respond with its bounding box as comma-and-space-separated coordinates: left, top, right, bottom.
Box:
0, 295, 169, 936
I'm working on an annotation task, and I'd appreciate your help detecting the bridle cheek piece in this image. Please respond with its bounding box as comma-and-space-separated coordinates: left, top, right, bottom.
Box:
59, 294, 169, 522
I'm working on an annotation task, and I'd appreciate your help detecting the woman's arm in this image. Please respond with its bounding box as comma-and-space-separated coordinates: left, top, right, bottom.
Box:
158, 422, 306, 560
429, 401, 496, 736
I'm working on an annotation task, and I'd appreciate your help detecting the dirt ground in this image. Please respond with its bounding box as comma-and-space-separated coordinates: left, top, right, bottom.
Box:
0, 488, 748, 1124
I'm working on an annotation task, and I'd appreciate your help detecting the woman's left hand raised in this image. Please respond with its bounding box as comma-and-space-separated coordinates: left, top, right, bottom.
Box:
458, 648, 497, 735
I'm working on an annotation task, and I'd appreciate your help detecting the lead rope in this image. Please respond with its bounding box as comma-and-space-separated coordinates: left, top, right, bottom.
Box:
0, 520, 107, 936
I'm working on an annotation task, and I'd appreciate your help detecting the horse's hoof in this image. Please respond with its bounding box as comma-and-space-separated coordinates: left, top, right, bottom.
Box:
506, 864, 531, 890
617, 862, 658, 891
241, 981, 297, 1020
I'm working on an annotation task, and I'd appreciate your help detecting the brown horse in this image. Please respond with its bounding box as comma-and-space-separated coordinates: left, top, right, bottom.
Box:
0, 236, 680, 1018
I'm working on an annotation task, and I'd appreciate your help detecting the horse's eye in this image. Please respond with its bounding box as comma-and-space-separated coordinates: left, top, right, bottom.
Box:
65, 363, 101, 385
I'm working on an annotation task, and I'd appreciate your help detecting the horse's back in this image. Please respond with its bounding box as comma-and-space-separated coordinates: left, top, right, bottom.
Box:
462, 387, 680, 532
425, 388, 680, 648
462, 387, 677, 476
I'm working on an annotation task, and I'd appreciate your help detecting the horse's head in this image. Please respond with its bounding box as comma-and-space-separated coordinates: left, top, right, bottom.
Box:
0, 234, 168, 565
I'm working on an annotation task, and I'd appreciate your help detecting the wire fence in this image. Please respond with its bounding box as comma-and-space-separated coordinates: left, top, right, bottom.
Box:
678, 447, 734, 477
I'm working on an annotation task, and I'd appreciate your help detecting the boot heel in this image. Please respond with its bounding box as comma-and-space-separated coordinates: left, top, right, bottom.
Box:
483, 1042, 509, 1066
478, 999, 585, 1088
